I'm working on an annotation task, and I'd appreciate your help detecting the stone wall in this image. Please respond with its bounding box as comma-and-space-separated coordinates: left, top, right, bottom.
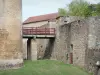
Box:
52, 17, 100, 74
86, 17, 100, 73
37, 39, 49, 59
50, 19, 88, 65
70, 20, 88, 67
50, 24, 71, 62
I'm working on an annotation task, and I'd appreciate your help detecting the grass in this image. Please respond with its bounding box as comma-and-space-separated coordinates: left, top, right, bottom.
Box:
0, 60, 90, 75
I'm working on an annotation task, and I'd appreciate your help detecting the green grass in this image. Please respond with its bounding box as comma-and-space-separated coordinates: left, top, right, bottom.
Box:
0, 60, 90, 75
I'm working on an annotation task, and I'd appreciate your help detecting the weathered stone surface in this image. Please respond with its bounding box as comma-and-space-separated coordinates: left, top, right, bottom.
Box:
31, 39, 37, 60
55, 17, 100, 73
70, 20, 88, 67
23, 39, 28, 59
86, 17, 100, 74
0, 0, 23, 69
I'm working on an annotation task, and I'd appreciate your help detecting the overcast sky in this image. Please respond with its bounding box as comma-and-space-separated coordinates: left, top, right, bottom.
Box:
22, 0, 100, 21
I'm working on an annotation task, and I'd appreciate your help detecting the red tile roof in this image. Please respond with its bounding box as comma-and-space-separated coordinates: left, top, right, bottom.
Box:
23, 13, 58, 24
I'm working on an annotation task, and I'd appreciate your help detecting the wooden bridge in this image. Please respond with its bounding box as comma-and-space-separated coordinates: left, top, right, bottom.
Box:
22, 27, 56, 38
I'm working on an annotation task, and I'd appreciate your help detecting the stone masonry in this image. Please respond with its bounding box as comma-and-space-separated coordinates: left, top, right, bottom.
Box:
51, 17, 100, 74
36, 16, 100, 74
0, 0, 23, 69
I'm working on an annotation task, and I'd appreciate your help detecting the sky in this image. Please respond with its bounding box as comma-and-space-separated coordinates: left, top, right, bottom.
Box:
22, 0, 100, 21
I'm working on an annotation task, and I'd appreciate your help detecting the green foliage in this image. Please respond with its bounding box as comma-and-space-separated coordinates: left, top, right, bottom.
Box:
95, 3, 100, 15
0, 60, 89, 75
58, 8, 67, 16
68, 0, 91, 17
89, 3, 100, 16
58, 0, 100, 17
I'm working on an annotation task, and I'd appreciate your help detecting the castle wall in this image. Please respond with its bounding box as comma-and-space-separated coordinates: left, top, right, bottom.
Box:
52, 17, 100, 74
86, 17, 100, 73
70, 20, 88, 67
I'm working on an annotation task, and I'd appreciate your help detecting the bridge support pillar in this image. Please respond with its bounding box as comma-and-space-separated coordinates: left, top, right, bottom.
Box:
30, 39, 37, 60
27, 38, 37, 60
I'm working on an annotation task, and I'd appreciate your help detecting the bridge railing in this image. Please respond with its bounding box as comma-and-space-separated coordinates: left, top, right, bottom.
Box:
22, 27, 55, 35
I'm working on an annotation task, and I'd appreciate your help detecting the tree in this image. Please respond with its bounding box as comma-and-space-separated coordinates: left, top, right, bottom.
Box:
58, 0, 100, 17
58, 8, 67, 16
95, 3, 100, 15
68, 0, 91, 17
89, 3, 100, 16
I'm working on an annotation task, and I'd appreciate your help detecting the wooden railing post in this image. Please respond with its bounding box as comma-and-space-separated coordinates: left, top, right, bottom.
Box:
36, 27, 37, 35
45, 27, 46, 35
54, 28, 55, 35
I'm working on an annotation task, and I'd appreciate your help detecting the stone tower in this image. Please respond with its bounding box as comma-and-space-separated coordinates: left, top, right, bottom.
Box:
0, 0, 23, 69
